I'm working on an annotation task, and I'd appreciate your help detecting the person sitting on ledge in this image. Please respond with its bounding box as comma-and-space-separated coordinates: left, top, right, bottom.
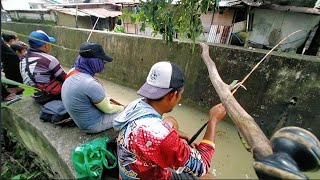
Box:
20, 30, 66, 102
1, 34, 24, 94
62, 42, 124, 133
11, 41, 29, 60
114, 61, 226, 179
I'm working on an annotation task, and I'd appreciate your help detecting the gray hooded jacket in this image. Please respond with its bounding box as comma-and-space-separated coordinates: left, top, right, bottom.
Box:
113, 98, 162, 131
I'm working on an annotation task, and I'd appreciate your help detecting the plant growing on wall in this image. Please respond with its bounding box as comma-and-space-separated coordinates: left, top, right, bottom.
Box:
122, 0, 219, 48
114, 24, 125, 33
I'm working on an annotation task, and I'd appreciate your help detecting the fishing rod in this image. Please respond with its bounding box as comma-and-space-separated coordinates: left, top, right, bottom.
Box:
110, 98, 124, 106
188, 29, 304, 145
1, 96, 22, 109
2, 29, 79, 52
85, 19, 125, 106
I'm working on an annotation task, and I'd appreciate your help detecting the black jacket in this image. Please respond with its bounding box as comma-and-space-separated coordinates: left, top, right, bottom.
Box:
1, 39, 23, 86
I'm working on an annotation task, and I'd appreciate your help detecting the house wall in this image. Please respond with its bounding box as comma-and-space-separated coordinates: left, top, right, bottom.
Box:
248, 9, 320, 52
3, 22, 320, 140
200, 13, 214, 33
56, 12, 92, 29
7, 10, 57, 22
212, 9, 235, 26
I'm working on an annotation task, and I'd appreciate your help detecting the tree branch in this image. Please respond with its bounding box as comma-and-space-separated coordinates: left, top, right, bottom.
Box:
200, 43, 272, 160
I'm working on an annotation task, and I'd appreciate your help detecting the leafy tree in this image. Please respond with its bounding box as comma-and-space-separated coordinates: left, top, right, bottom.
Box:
122, 0, 220, 47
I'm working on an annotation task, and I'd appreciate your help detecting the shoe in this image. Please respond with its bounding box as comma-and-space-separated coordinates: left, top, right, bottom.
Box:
53, 117, 76, 126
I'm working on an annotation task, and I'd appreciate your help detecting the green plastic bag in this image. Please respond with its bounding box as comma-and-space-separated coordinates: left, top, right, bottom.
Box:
72, 137, 117, 180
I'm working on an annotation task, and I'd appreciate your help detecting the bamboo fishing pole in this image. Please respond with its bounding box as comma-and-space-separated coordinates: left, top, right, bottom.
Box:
188, 30, 304, 158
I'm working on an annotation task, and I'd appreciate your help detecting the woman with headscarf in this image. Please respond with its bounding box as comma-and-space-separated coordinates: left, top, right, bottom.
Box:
61, 42, 124, 133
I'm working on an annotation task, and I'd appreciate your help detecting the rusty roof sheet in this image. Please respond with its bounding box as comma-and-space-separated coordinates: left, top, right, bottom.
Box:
51, 8, 89, 16
79, 8, 122, 18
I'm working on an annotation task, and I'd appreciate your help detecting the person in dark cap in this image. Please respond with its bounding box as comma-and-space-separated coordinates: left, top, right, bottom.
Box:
113, 61, 226, 179
61, 42, 124, 133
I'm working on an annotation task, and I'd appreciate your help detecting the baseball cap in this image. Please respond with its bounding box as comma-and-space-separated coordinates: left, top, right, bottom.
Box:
137, 61, 185, 99
79, 42, 113, 62
28, 30, 56, 48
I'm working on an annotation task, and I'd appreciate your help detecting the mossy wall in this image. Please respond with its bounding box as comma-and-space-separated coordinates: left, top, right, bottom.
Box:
2, 22, 320, 138
1, 97, 118, 179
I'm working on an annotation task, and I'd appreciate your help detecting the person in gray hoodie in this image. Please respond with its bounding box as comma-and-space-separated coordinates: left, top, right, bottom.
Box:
113, 61, 226, 179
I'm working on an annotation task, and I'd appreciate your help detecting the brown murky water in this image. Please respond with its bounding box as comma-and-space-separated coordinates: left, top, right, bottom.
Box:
100, 78, 320, 179
100, 77, 258, 178
64, 67, 319, 178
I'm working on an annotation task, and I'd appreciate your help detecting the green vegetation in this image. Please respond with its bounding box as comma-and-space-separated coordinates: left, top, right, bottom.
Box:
1, 130, 50, 180
113, 24, 125, 33
122, 0, 219, 48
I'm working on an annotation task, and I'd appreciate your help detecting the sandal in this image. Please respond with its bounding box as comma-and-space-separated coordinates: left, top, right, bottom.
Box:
53, 117, 76, 126
3, 93, 18, 101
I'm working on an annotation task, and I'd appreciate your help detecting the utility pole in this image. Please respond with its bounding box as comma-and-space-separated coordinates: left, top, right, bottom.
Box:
75, 1, 78, 28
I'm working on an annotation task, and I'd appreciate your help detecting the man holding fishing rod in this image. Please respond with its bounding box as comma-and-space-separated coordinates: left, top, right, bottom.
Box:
114, 61, 226, 179
62, 42, 124, 133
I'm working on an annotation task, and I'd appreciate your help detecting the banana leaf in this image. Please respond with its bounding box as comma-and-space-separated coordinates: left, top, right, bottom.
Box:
1, 77, 39, 96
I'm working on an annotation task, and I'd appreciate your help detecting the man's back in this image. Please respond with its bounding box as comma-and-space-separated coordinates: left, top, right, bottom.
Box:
61, 73, 105, 131
20, 50, 66, 85
115, 99, 193, 180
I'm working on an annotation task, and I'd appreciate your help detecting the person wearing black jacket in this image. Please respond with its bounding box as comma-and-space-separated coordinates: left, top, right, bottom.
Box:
1, 38, 24, 92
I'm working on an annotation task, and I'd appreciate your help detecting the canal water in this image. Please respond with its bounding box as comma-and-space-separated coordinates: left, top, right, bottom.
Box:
64, 67, 319, 179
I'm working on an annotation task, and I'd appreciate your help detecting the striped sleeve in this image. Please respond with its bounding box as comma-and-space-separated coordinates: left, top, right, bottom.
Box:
48, 58, 66, 82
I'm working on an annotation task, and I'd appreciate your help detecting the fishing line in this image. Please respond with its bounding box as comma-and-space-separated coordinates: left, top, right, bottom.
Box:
2, 29, 80, 52
188, 29, 304, 145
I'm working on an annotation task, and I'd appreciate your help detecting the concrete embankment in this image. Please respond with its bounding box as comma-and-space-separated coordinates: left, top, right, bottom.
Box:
3, 22, 320, 139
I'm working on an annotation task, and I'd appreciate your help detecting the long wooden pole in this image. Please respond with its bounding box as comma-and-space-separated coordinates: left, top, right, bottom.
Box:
200, 43, 272, 160
232, 30, 303, 94
188, 30, 303, 159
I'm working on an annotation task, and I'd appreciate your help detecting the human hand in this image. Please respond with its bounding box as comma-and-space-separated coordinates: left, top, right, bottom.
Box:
209, 103, 226, 123
184, 136, 199, 148
178, 130, 198, 148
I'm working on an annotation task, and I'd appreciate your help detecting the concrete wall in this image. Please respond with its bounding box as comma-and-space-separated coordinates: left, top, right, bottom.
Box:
56, 12, 92, 29
2, 22, 320, 139
1, 97, 117, 179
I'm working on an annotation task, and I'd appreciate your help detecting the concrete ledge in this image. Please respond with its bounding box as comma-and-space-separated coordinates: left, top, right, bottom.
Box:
3, 22, 320, 139
1, 97, 117, 179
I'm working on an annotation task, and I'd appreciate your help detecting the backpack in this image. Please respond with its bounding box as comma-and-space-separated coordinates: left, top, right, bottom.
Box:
39, 100, 71, 125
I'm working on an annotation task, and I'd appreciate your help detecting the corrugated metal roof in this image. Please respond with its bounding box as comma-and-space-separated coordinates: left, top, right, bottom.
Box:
79, 8, 122, 18
51, 7, 122, 17
52, 8, 89, 16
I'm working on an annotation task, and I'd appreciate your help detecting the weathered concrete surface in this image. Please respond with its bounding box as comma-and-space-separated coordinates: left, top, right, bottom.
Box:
1, 97, 117, 179
2, 22, 320, 139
